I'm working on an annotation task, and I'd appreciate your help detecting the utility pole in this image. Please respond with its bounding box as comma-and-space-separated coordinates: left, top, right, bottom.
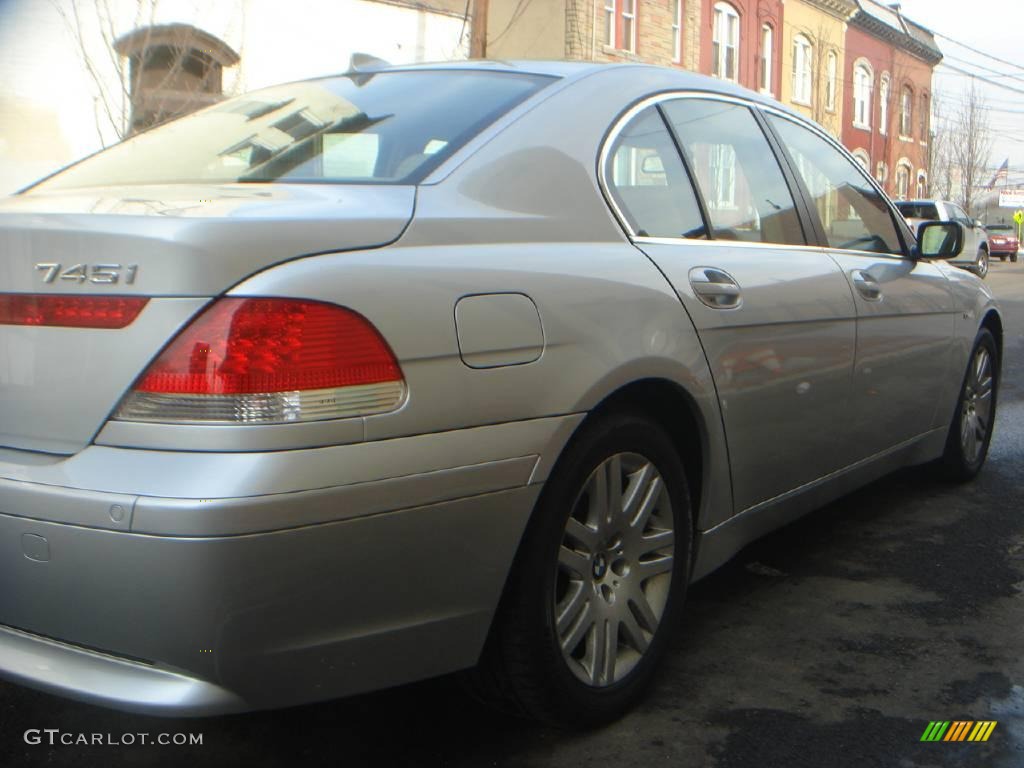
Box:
470, 0, 489, 58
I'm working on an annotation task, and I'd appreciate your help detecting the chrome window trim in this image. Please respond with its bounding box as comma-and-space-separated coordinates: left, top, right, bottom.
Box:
598, 90, 914, 257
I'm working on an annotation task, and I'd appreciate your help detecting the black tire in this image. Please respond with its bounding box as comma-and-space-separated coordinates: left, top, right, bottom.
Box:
974, 247, 990, 279
940, 328, 999, 482
1012, 253, 1019, 264
470, 410, 693, 727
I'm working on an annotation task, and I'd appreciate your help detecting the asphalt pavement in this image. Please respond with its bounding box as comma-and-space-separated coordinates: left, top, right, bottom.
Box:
3, 262, 1023, 768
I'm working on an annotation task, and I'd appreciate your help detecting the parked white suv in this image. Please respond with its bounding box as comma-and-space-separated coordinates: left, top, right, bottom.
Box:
895, 200, 991, 278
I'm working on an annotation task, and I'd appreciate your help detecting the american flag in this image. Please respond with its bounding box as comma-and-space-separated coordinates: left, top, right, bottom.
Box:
988, 159, 1009, 190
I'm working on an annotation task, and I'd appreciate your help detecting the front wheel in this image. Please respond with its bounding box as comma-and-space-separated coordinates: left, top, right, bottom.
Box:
1012, 252, 1019, 264
472, 411, 692, 727
974, 247, 990, 278
941, 328, 999, 481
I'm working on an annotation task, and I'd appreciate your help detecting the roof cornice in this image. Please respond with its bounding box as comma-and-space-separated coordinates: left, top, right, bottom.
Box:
850, 11, 943, 65
800, 0, 859, 21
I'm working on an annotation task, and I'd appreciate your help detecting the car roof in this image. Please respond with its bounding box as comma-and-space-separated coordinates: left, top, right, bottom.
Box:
317, 58, 807, 119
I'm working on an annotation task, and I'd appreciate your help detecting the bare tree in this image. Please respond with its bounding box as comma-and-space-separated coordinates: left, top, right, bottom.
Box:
950, 80, 993, 215
52, 0, 242, 146
926, 90, 954, 199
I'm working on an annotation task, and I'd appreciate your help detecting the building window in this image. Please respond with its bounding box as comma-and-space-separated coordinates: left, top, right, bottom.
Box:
825, 50, 838, 112
896, 162, 911, 199
605, 1, 616, 47
876, 161, 888, 184
792, 34, 813, 104
879, 74, 890, 135
672, 0, 683, 62
920, 93, 929, 142
760, 24, 773, 93
621, 0, 636, 53
853, 62, 872, 128
709, 143, 737, 208
852, 149, 870, 171
916, 172, 927, 198
900, 86, 913, 138
712, 3, 740, 82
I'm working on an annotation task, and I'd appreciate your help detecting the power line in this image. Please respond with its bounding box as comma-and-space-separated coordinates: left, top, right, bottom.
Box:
932, 30, 1024, 76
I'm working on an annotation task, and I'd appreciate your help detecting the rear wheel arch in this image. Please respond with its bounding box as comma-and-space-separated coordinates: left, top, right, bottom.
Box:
583, 379, 707, 523
981, 309, 1003, 362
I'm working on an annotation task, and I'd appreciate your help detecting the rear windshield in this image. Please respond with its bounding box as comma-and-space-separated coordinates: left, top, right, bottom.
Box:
29, 70, 555, 191
987, 224, 1013, 233
894, 202, 939, 220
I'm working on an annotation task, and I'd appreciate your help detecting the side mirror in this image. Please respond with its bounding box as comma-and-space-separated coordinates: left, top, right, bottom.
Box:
917, 221, 964, 260
974, 219, 984, 229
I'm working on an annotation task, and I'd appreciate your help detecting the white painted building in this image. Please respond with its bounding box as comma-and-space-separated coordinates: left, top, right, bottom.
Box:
0, 0, 469, 194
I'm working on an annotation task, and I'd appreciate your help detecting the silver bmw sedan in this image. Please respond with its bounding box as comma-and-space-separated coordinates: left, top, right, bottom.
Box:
0, 61, 1001, 726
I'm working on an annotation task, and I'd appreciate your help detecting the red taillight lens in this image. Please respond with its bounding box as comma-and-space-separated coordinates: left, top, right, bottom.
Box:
0, 294, 148, 329
115, 298, 405, 424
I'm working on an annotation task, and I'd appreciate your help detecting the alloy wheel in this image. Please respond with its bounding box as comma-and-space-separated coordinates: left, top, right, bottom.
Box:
976, 249, 990, 278
553, 452, 675, 688
960, 345, 994, 464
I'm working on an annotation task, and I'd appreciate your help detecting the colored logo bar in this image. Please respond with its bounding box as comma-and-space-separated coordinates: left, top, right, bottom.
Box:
920, 721, 997, 742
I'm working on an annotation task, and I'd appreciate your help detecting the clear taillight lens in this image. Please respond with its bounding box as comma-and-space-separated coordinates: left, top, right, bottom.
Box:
115, 297, 405, 424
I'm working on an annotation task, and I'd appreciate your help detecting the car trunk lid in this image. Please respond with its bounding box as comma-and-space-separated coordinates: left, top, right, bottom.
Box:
0, 183, 414, 454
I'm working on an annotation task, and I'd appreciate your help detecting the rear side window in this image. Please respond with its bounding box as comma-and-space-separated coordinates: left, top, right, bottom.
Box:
769, 115, 903, 255
661, 99, 806, 246
30, 71, 554, 191
605, 107, 708, 239
895, 202, 939, 221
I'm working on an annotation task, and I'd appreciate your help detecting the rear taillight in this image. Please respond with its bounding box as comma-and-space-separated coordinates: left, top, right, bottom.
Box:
0, 294, 148, 329
115, 297, 405, 424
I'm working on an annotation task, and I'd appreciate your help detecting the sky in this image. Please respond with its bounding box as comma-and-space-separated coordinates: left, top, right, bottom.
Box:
895, 0, 1024, 188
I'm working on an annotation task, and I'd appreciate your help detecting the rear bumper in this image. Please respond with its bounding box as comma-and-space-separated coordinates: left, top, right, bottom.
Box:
0, 416, 580, 714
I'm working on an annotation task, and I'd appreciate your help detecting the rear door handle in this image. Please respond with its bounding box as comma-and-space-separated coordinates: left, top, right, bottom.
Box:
689, 268, 742, 309
851, 270, 882, 301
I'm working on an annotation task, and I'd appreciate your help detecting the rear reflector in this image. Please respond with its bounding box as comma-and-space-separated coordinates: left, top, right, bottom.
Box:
0, 294, 148, 329
114, 297, 405, 424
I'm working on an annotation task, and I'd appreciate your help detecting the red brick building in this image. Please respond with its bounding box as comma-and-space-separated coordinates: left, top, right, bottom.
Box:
842, 0, 942, 199
697, 0, 784, 97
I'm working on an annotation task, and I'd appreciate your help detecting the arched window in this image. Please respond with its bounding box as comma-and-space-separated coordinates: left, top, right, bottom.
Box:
900, 85, 914, 138
916, 171, 927, 198
853, 61, 873, 128
825, 50, 838, 111
760, 24, 774, 93
896, 161, 912, 199
852, 149, 870, 171
792, 34, 813, 104
879, 73, 891, 135
876, 161, 888, 184
713, 3, 740, 81
920, 92, 929, 141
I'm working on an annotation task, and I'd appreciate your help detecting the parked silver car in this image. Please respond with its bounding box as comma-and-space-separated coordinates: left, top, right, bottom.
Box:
0, 61, 1002, 726
895, 199, 991, 278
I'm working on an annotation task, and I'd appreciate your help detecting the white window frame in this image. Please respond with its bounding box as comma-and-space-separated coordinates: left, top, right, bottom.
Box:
672, 0, 683, 63
604, 0, 616, 48
900, 86, 913, 139
792, 34, 813, 105
760, 24, 773, 94
621, 0, 637, 53
916, 171, 927, 198
852, 61, 872, 129
920, 93, 929, 144
852, 149, 870, 171
712, 3, 740, 82
879, 73, 890, 135
896, 161, 912, 199
825, 50, 838, 112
